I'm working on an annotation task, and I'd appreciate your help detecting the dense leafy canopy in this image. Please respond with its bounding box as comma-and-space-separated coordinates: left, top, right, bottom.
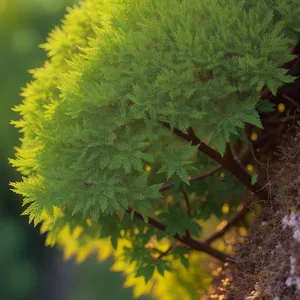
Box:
8, 0, 300, 296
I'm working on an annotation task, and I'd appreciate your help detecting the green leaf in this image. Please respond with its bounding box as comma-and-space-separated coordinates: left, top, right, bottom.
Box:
110, 234, 119, 249
98, 215, 121, 249
256, 100, 275, 113
159, 206, 202, 238
229, 127, 248, 145
251, 173, 258, 185
172, 247, 190, 270
138, 152, 154, 163
135, 264, 155, 284
180, 255, 189, 270
156, 260, 172, 277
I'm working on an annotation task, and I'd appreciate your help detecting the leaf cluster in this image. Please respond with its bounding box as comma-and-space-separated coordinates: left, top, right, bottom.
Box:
8, 0, 300, 293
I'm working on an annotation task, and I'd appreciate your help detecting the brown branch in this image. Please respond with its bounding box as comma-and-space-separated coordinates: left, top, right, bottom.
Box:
190, 165, 223, 183
161, 122, 270, 202
159, 165, 222, 193
183, 191, 191, 217
183, 191, 191, 238
282, 93, 300, 109
204, 200, 251, 245
126, 208, 233, 262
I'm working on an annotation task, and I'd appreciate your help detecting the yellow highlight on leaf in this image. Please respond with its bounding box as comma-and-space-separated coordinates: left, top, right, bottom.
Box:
124, 272, 153, 298
239, 226, 247, 236
72, 226, 84, 239
221, 203, 230, 215
166, 195, 173, 202
250, 132, 258, 141
246, 164, 254, 174
45, 235, 55, 247
277, 103, 285, 113
97, 238, 113, 262
111, 259, 130, 272
76, 245, 93, 264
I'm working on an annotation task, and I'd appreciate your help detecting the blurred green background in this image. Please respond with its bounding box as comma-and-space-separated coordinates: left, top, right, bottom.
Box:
0, 1, 149, 299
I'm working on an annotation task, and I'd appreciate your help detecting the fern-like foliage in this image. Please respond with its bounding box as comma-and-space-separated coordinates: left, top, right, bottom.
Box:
8, 0, 300, 292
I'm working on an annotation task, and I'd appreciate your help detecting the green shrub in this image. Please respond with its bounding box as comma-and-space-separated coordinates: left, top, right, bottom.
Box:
9, 0, 300, 297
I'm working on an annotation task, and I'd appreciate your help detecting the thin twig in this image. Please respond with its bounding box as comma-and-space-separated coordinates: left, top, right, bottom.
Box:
161, 122, 270, 201
156, 246, 172, 260
282, 93, 300, 108
159, 165, 222, 193
126, 208, 233, 262
203, 199, 252, 245
183, 191, 191, 238
190, 165, 222, 183
183, 191, 191, 217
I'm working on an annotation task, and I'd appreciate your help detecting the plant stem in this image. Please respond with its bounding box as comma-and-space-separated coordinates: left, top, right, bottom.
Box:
203, 199, 251, 244
161, 122, 270, 202
183, 191, 192, 238
183, 191, 191, 217
159, 165, 222, 193
156, 246, 172, 260
126, 208, 233, 263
